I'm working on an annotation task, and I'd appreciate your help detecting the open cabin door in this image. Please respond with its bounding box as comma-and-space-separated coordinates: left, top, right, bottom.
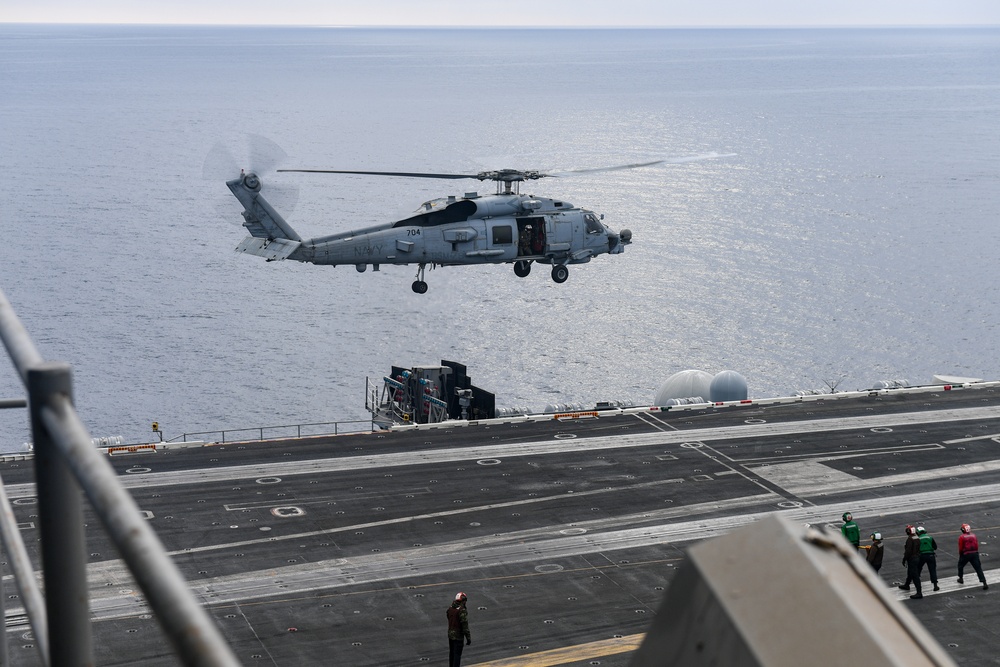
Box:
516, 217, 545, 257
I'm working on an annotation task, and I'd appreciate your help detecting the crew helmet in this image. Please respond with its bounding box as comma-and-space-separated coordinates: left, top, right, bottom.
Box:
906, 524, 915, 536
916, 526, 926, 535
871, 532, 882, 541
842, 512, 853, 522
961, 523, 972, 534
455, 592, 467, 602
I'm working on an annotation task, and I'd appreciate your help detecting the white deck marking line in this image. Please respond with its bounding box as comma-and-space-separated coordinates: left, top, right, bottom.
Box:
632, 411, 678, 431
891, 572, 996, 601
732, 442, 943, 463
943, 433, 1000, 444
7, 405, 997, 499
183, 487, 772, 557
688, 440, 814, 505
46, 480, 1000, 623
754, 457, 1000, 497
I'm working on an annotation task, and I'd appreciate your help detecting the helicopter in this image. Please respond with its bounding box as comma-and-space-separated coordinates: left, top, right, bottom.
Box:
225, 154, 731, 293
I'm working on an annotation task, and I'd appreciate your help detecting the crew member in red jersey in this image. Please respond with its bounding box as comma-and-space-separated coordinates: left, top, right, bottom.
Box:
957, 523, 989, 591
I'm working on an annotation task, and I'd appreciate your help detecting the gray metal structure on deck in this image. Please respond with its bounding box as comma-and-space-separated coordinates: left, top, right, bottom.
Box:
0, 288, 240, 666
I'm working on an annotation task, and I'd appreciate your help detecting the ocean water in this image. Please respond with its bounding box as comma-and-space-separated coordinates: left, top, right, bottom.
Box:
1, 26, 999, 447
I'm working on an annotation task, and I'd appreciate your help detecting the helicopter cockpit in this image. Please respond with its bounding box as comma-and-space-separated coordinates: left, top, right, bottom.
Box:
584, 211, 604, 234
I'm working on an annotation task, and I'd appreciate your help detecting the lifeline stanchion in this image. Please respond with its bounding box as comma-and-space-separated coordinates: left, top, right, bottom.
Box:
29, 362, 92, 666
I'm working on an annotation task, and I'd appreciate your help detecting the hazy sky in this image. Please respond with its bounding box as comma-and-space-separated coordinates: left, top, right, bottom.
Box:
3, 0, 1000, 27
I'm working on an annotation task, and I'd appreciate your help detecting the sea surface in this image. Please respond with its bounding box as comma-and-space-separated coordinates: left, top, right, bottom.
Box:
1, 26, 999, 448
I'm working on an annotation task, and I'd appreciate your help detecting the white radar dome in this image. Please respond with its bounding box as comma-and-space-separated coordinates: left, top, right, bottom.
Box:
709, 371, 749, 402
654, 370, 713, 405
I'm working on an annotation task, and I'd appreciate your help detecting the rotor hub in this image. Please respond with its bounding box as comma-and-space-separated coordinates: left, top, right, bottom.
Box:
475, 169, 544, 183
243, 172, 261, 192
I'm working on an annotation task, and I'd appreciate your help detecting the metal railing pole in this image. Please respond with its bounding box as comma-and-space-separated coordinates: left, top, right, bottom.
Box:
28, 362, 93, 666
0, 476, 50, 666
0, 560, 5, 666
3, 289, 240, 665
39, 394, 241, 667
0, 291, 43, 379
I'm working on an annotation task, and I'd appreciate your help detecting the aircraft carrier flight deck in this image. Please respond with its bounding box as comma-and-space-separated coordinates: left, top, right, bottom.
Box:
3, 382, 1000, 665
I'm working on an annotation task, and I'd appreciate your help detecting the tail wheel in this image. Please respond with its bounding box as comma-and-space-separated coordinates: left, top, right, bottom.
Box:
513, 260, 532, 278
551, 265, 569, 284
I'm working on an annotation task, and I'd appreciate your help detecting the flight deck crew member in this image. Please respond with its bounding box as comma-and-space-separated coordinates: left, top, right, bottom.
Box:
898, 525, 916, 590
863, 532, 884, 573
902, 525, 923, 598
841, 512, 861, 548
916, 526, 940, 593
957, 523, 989, 590
447, 592, 472, 667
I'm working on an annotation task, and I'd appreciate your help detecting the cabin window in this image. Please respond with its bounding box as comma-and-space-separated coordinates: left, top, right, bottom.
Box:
492, 225, 513, 245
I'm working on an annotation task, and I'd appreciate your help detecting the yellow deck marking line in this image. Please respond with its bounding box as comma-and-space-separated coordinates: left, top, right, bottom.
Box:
468, 633, 645, 667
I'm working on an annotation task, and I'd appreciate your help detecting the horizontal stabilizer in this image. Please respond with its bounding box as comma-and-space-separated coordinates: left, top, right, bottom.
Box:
236, 236, 301, 261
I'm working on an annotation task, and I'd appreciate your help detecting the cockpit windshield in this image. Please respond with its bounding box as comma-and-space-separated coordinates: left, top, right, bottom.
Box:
584, 212, 603, 234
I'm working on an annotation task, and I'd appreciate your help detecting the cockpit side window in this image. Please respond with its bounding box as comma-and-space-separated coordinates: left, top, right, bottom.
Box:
584, 212, 603, 234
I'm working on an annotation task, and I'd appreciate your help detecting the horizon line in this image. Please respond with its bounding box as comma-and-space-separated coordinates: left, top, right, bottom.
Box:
2, 21, 999, 29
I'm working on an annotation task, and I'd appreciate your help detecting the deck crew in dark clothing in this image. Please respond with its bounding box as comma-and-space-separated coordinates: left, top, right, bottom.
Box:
898, 525, 916, 590
902, 525, 923, 598
447, 592, 472, 667
863, 532, 884, 573
958, 523, 989, 591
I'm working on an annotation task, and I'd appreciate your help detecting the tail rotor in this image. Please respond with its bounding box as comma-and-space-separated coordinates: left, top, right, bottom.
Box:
202, 135, 300, 224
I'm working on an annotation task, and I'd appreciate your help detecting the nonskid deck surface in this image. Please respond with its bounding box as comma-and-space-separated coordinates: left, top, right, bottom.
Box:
3, 386, 1000, 665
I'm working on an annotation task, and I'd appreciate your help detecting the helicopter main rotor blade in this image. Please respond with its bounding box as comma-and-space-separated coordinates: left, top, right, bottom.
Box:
278, 153, 735, 184
278, 169, 477, 180
546, 159, 666, 176
546, 152, 737, 177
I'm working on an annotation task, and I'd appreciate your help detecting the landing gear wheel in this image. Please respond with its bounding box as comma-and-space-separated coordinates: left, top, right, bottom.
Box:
514, 260, 532, 278
411, 263, 429, 294
551, 265, 569, 284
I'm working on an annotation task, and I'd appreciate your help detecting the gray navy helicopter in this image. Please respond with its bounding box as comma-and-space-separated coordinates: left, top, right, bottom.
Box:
223, 150, 730, 293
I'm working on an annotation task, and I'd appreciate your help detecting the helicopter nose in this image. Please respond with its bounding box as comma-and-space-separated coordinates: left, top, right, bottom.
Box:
608, 228, 632, 253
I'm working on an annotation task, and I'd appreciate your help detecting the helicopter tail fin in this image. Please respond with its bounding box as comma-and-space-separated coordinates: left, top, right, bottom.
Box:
226, 173, 302, 242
